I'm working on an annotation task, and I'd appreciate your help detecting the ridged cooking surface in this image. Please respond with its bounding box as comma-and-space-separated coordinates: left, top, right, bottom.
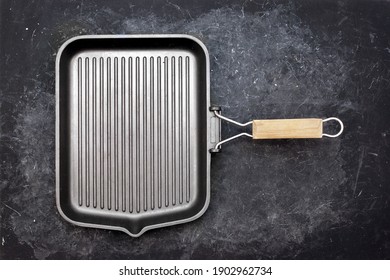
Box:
71, 54, 193, 213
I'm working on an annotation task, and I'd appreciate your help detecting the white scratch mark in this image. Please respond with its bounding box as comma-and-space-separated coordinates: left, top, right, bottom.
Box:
337, 16, 348, 26
2, 203, 22, 216
353, 148, 365, 196
31, 29, 36, 43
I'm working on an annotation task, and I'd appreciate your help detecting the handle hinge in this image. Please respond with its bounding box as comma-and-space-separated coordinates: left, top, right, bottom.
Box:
209, 106, 253, 153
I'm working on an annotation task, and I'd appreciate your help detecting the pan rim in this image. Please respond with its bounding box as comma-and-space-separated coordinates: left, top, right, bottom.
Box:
55, 34, 210, 237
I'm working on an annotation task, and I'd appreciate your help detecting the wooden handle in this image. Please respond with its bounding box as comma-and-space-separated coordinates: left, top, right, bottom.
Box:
252, 118, 323, 139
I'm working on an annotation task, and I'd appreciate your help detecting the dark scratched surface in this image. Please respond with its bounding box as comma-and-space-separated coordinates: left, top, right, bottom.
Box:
1, 0, 390, 259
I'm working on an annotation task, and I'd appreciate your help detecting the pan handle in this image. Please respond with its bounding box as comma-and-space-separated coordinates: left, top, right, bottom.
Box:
209, 107, 344, 152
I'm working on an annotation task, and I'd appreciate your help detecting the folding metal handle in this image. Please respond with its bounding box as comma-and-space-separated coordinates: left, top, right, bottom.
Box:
209, 106, 344, 152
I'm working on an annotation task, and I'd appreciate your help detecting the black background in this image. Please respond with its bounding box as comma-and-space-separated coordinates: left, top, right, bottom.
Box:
1, 0, 390, 259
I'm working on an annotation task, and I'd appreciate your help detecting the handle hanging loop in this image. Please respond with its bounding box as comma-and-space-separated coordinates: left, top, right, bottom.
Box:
322, 117, 344, 138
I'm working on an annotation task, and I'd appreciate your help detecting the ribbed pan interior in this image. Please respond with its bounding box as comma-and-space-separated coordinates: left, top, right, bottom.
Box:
75, 55, 192, 211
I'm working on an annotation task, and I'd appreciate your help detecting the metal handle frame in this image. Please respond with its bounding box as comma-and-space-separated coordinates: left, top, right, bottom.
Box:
210, 106, 344, 152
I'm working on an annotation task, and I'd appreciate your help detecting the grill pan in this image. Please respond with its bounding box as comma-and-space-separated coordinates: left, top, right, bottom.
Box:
56, 35, 343, 237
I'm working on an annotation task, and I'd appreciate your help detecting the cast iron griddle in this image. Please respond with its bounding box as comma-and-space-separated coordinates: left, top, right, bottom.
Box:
56, 35, 214, 236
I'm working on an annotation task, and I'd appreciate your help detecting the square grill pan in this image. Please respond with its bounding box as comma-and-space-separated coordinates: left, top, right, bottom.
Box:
56, 35, 213, 237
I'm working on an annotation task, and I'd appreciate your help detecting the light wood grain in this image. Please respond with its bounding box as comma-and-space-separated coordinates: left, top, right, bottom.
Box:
252, 119, 323, 139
